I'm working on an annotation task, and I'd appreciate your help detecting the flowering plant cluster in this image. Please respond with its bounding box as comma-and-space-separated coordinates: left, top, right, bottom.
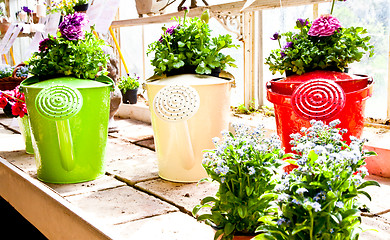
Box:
28, 13, 109, 80
257, 119, 379, 240
147, 9, 238, 76
193, 123, 288, 240
49, 0, 88, 15
0, 64, 29, 79
0, 86, 27, 118
117, 73, 140, 93
265, 0, 374, 75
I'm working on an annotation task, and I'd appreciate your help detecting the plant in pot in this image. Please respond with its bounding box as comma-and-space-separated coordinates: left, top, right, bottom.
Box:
0, 2, 10, 34
0, 85, 33, 154
73, 0, 90, 12
22, 12, 113, 184
0, 64, 29, 91
264, 0, 375, 153
118, 73, 140, 104
256, 119, 380, 240
193, 123, 289, 240
145, 9, 239, 182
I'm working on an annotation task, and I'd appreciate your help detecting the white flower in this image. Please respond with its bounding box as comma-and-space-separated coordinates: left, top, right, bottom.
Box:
277, 193, 290, 202
296, 187, 308, 195
311, 202, 322, 212
329, 119, 341, 127
212, 137, 220, 144
237, 149, 245, 156
335, 201, 344, 208
314, 146, 327, 155
247, 166, 255, 175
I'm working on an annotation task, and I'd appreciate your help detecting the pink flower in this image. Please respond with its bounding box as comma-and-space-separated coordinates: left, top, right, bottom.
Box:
308, 15, 342, 37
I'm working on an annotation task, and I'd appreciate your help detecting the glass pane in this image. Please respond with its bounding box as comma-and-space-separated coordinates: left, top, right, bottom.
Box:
320, 0, 389, 119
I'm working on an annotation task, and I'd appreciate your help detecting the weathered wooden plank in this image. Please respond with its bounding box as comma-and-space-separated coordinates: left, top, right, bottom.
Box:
111, 0, 328, 28
0, 158, 113, 240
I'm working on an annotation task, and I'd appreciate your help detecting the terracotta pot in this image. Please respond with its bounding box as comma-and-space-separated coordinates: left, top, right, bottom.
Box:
364, 145, 390, 177
0, 20, 10, 35
134, 0, 168, 16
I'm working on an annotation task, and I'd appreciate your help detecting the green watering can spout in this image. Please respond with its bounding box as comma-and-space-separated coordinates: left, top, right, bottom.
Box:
35, 85, 83, 172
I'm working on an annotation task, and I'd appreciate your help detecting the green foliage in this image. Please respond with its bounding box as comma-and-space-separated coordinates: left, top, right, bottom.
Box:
256, 119, 379, 240
193, 124, 288, 240
265, 19, 374, 75
27, 32, 109, 80
0, 65, 13, 78
147, 10, 238, 76
117, 74, 140, 93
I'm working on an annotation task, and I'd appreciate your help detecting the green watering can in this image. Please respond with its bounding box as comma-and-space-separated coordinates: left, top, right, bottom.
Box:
21, 76, 114, 184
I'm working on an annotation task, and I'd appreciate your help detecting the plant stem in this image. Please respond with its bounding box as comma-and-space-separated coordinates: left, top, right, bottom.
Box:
330, 0, 336, 15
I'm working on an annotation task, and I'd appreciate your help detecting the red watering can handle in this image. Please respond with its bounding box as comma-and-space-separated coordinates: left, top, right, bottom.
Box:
291, 79, 346, 120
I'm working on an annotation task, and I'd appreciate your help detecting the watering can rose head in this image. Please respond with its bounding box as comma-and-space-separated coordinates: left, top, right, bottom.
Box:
265, 0, 374, 76
27, 13, 109, 80
147, 10, 239, 76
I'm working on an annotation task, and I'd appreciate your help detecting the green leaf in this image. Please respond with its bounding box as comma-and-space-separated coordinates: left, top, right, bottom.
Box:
357, 180, 380, 190
224, 222, 235, 236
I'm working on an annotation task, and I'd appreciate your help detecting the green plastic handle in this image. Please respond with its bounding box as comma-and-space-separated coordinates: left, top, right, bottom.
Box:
56, 120, 75, 171
95, 75, 115, 91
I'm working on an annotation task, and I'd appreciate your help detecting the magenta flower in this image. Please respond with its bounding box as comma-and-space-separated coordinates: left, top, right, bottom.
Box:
308, 15, 341, 37
270, 32, 280, 40
59, 13, 89, 41
158, 24, 179, 43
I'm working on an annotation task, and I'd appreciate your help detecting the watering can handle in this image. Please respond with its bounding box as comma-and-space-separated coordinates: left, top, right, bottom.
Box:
56, 120, 76, 171
35, 85, 83, 172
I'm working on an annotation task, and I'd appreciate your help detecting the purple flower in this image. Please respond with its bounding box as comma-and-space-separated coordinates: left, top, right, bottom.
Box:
284, 41, 293, 49
166, 24, 178, 35
59, 13, 89, 41
280, 41, 293, 58
296, 18, 309, 28
270, 32, 280, 40
22, 6, 32, 14
158, 24, 179, 43
39, 37, 55, 52
308, 14, 341, 37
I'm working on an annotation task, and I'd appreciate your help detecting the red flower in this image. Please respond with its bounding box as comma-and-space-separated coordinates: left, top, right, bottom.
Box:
11, 101, 27, 118
0, 94, 7, 108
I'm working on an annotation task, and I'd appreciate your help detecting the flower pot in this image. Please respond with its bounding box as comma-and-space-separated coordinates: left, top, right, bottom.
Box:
0, 20, 10, 35
146, 74, 233, 182
73, 3, 89, 12
20, 75, 114, 183
18, 116, 34, 154
134, 0, 168, 16
266, 70, 373, 153
121, 88, 138, 104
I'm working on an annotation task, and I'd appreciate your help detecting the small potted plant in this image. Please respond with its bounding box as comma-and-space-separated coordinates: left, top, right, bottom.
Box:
22, 13, 113, 184
0, 85, 33, 154
73, 0, 90, 13
257, 120, 380, 239
193, 123, 288, 240
118, 73, 140, 104
145, 9, 239, 182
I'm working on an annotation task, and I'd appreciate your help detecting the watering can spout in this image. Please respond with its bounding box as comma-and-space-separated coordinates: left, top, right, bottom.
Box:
35, 85, 83, 172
